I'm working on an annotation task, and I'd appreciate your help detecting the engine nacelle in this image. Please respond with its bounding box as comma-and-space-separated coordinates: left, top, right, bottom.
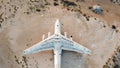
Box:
70, 37, 73, 40
42, 34, 45, 40
48, 32, 51, 37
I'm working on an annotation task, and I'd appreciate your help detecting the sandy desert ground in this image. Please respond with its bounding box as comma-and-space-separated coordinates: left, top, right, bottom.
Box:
0, 0, 120, 68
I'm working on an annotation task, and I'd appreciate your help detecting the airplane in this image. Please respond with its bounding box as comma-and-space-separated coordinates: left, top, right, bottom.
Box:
23, 19, 91, 68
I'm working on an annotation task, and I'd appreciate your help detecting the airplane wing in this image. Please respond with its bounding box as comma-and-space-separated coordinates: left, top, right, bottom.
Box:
60, 35, 91, 55
23, 35, 55, 55
23, 34, 91, 55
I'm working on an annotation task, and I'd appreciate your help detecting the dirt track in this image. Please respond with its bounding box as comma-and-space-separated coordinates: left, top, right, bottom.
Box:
0, 0, 120, 68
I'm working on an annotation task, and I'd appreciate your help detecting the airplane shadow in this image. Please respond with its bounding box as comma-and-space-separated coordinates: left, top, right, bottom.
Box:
61, 50, 88, 68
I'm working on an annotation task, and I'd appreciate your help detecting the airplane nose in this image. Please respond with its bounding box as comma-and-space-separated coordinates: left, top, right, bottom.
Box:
55, 19, 60, 26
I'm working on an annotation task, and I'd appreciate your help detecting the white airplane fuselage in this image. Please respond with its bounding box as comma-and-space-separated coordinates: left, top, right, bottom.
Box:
54, 20, 62, 68
55, 20, 61, 34
54, 42, 62, 68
